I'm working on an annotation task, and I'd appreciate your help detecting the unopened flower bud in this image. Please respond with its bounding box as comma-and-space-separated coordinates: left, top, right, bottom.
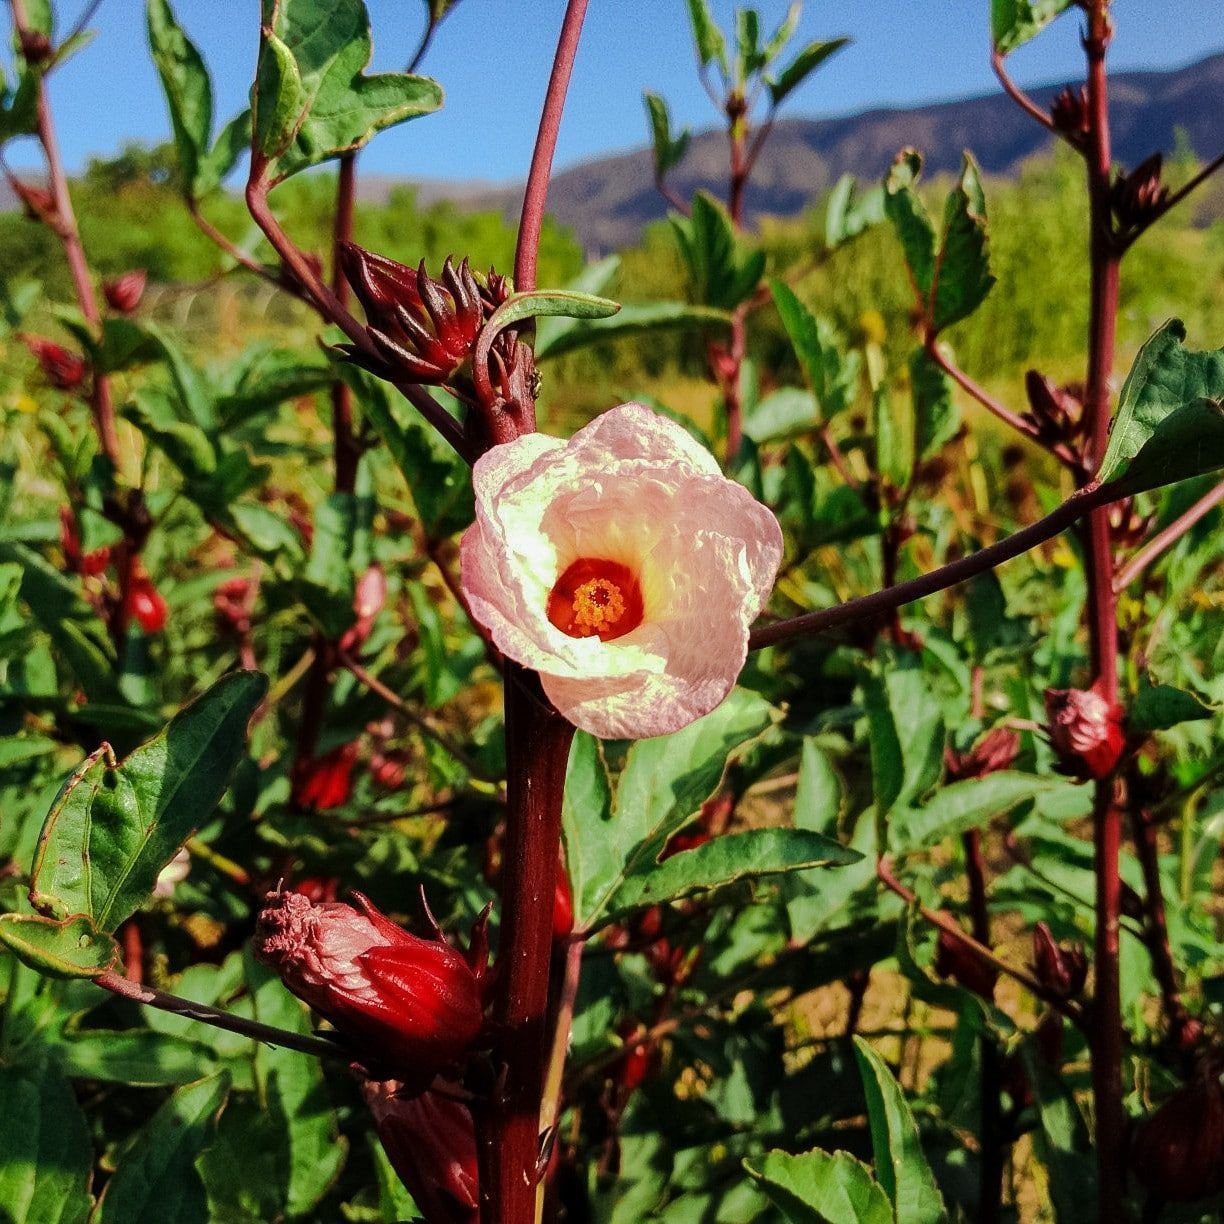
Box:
1044, 685, 1126, 780
553, 863, 574, 939
340, 564, 388, 654
619, 1038, 655, 1095
1049, 85, 1090, 140
1110, 153, 1169, 233
1031, 921, 1088, 1000
103, 270, 147, 314
213, 576, 254, 636
17, 29, 52, 64
945, 726, 1020, 782
340, 244, 495, 385
255, 890, 486, 1077
1024, 370, 1085, 445
935, 930, 998, 1000
82, 547, 111, 578
369, 751, 407, 790
10, 176, 57, 223
1132, 1065, 1224, 1203
361, 1078, 478, 1223
26, 336, 87, 391
292, 742, 359, 811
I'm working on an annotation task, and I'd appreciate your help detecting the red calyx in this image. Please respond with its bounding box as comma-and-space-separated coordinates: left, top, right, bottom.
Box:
25, 336, 87, 391
553, 863, 574, 939
103, 270, 147, 314
945, 726, 1020, 782
126, 570, 168, 634
1043, 684, 1126, 781
1132, 1063, 1224, 1203
292, 742, 360, 811
935, 929, 998, 1001
1031, 921, 1088, 1000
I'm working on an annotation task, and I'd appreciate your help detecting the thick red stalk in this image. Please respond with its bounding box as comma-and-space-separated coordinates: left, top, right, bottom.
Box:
485, 666, 575, 1224
331, 152, 360, 494
514, 0, 589, 294
1081, 9, 1125, 1214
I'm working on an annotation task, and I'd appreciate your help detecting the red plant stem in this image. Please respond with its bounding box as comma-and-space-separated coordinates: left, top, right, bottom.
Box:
1114, 480, 1224, 592
1081, 7, 1125, 1215
331, 153, 360, 494
1131, 802, 1194, 1046
485, 666, 575, 1224
96, 971, 348, 1060
724, 308, 747, 462
963, 828, 1004, 1224
1124, 149, 1224, 248
749, 476, 1122, 650
990, 49, 1056, 135
514, 0, 589, 294
120, 918, 144, 985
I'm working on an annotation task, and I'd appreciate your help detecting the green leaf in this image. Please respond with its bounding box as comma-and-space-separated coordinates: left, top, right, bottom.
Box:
884, 149, 936, 301
670, 192, 765, 310
685, 0, 727, 73
744, 388, 817, 444
1099, 321, 1224, 484
196, 109, 251, 198
0, 1061, 94, 1224
1106, 398, 1224, 496
889, 772, 1070, 853
0, 913, 119, 979
852, 1038, 947, 1224
485, 288, 621, 338
302, 492, 356, 632
825, 174, 885, 250
795, 739, 842, 835
932, 154, 995, 332
644, 91, 690, 178
873, 385, 912, 492
770, 282, 861, 421
735, 9, 761, 79
253, 0, 442, 183
30, 671, 267, 931
1130, 678, 1215, 733
745, 1148, 892, 1224
534, 301, 730, 363
51, 1029, 219, 1086
246, 954, 347, 1215
124, 391, 218, 481
862, 674, 905, 818
910, 347, 958, 460
561, 689, 772, 929
92, 1074, 230, 1224
761, 4, 802, 69
1022, 1045, 1096, 1221
146, 0, 212, 193
767, 38, 849, 107
602, 828, 860, 921
992, 0, 1074, 54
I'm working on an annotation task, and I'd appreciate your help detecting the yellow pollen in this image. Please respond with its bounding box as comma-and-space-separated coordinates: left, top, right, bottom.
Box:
571, 578, 626, 633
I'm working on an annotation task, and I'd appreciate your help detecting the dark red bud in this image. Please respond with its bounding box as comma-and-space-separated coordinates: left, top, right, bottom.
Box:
370, 753, 407, 790
25, 336, 87, 391
213, 576, 254, 636
126, 571, 167, 634
11, 176, 57, 222
81, 547, 111, 578
103, 270, 147, 314
935, 929, 998, 1000
945, 726, 1021, 782
59, 507, 81, 568
1049, 85, 1090, 139
1031, 921, 1088, 1000
361, 1078, 478, 1223
1044, 685, 1126, 780
256, 890, 485, 1079
1132, 1066, 1224, 1203
1024, 370, 1085, 443
292, 742, 359, 811
1110, 153, 1169, 232
619, 1040, 654, 1094
17, 30, 52, 64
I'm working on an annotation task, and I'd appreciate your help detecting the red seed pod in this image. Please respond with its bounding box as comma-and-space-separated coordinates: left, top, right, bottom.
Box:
292, 876, 340, 904
1132, 1064, 1224, 1203
353, 564, 387, 622
1031, 921, 1088, 1000
126, 571, 168, 634
255, 890, 486, 1078
552, 864, 574, 940
619, 1040, 654, 1095
340, 244, 493, 384
1049, 85, 1090, 140
935, 929, 998, 1001
10, 176, 57, 223
25, 336, 87, 391
103, 270, 147, 314
1110, 153, 1169, 233
213, 576, 254, 636
361, 1078, 478, 1224
81, 548, 111, 578
945, 726, 1021, 782
1044, 685, 1126, 781
59, 507, 81, 569
1024, 370, 1085, 445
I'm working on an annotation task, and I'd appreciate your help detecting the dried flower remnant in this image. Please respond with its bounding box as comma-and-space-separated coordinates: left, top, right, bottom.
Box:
255, 890, 485, 1078
460, 404, 783, 739
1044, 685, 1126, 780
360, 1078, 479, 1224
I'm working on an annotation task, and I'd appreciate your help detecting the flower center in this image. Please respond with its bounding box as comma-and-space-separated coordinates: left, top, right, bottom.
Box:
547, 558, 644, 642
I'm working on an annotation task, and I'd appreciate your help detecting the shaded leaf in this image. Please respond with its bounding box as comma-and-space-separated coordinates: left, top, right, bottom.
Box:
0, 913, 119, 979
745, 1148, 892, 1224
1130, 679, 1215, 733
884, 149, 936, 299
910, 346, 958, 459
770, 282, 860, 420
670, 192, 765, 310
644, 91, 690, 178
932, 154, 995, 332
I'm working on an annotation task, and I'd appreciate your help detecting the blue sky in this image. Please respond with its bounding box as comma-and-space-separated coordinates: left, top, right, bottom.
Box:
7, 1, 1222, 184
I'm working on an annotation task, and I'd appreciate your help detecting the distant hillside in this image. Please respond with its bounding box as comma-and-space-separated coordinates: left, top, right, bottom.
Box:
457, 50, 1224, 252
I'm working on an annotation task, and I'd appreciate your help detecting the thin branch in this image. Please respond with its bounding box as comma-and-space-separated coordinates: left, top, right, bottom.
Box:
58, 0, 106, 55
925, 337, 1081, 469
1124, 150, 1224, 248
337, 650, 500, 784
1113, 480, 1224, 591
514, 0, 590, 293
877, 859, 1085, 1025
188, 202, 286, 293
750, 476, 1120, 650
991, 49, 1056, 135
654, 173, 690, 216
95, 971, 348, 1061
541, 938, 585, 1138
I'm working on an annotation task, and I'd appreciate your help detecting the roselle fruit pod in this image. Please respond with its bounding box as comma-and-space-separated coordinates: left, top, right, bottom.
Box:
361, 1078, 478, 1224
10, 176, 57, 223
255, 889, 485, 1081
1132, 1065, 1224, 1203
25, 336, 87, 391
935, 929, 998, 1000
1049, 85, 1090, 139
1110, 153, 1169, 231
339, 244, 491, 383
1044, 684, 1126, 780
291, 742, 359, 811
103, 269, 147, 314
944, 726, 1020, 782
1031, 921, 1088, 999
126, 571, 168, 634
